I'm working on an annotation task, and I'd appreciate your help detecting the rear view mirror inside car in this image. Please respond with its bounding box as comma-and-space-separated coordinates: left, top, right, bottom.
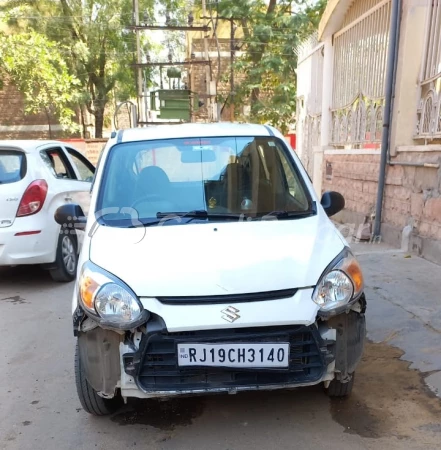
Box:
181, 149, 216, 163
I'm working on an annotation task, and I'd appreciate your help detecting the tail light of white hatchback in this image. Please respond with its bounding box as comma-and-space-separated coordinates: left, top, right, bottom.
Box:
16, 179, 48, 217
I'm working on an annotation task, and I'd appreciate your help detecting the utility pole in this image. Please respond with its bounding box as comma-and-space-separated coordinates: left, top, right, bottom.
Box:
201, 0, 212, 121
127, 6, 213, 125
230, 18, 235, 122
134, 0, 143, 124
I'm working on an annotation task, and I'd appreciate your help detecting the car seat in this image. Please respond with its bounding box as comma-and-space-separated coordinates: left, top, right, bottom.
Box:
222, 162, 251, 212
134, 166, 176, 215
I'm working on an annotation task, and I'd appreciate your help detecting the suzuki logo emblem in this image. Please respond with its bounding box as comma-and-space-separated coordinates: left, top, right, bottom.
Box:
221, 306, 240, 323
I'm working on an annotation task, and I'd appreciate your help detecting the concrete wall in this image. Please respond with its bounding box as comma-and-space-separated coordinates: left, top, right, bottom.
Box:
389, 0, 428, 151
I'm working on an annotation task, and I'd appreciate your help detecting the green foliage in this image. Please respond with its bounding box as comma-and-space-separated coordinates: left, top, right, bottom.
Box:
0, 0, 174, 137
213, 0, 327, 133
0, 0, 325, 135
0, 31, 80, 132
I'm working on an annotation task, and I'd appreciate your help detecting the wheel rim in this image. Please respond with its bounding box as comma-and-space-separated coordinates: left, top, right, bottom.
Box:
61, 236, 76, 274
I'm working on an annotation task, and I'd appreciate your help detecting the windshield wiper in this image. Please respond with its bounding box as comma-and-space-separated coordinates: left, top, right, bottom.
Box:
127, 207, 314, 228
258, 201, 317, 220
156, 210, 245, 221
258, 210, 315, 220
124, 210, 242, 228
156, 209, 208, 219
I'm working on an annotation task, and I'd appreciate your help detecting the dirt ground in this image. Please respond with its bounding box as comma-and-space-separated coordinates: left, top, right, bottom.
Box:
107, 340, 441, 449
331, 341, 441, 447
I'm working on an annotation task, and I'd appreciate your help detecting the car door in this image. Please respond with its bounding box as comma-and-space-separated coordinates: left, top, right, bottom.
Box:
38, 145, 93, 248
61, 146, 96, 217
37, 145, 83, 241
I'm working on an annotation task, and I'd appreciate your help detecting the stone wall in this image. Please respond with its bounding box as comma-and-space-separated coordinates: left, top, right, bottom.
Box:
323, 149, 441, 264
323, 153, 380, 221
383, 151, 441, 261
84, 139, 107, 165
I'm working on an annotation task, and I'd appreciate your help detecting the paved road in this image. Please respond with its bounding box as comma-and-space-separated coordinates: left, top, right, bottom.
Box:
1, 249, 441, 450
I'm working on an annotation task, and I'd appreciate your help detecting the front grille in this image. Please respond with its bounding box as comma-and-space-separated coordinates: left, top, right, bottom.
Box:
127, 326, 333, 392
156, 289, 298, 305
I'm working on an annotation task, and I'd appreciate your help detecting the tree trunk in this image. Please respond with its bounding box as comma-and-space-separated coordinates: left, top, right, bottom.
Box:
94, 106, 104, 138
44, 107, 52, 139
79, 105, 88, 138
250, 0, 278, 110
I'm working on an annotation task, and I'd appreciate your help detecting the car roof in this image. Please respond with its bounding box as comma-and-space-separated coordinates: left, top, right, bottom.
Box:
0, 140, 66, 153
116, 122, 273, 143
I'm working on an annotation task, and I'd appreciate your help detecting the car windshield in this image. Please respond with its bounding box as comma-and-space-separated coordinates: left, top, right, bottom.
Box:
96, 136, 313, 227
0, 150, 26, 184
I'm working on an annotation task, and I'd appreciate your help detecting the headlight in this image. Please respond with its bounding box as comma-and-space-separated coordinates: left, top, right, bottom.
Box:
312, 248, 364, 312
78, 261, 147, 328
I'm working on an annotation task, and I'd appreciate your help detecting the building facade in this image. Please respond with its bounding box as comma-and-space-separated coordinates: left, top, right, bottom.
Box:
297, 0, 441, 264
186, 16, 246, 123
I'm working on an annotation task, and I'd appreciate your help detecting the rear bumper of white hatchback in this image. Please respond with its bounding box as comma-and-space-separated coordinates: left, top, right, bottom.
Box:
0, 218, 57, 266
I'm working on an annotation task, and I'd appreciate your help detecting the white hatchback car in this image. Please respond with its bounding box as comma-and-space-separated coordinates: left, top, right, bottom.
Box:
0, 140, 95, 281
55, 123, 366, 416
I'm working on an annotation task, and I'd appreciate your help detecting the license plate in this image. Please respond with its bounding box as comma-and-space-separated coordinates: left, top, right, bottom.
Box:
177, 342, 290, 368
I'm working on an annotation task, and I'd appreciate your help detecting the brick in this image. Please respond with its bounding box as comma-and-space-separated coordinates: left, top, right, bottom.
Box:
402, 166, 416, 188
419, 221, 431, 236
386, 165, 404, 183
391, 186, 411, 201
352, 180, 363, 192
410, 193, 424, 219
0, 76, 76, 135
423, 197, 441, 223
430, 224, 440, 239
414, 167, 439, 192
368, 183, 378, 194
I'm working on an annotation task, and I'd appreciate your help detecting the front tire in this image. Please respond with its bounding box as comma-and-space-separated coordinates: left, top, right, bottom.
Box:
75, 342, 122, 416
49, 232, 78, 282
325, 373, 355, 397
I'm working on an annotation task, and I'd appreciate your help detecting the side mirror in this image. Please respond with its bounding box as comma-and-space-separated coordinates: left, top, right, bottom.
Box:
321, 191, 345, 217
54, 204, 87, 231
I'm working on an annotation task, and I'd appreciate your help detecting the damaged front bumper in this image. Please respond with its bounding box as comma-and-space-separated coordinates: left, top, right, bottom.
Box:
75, 296, 366, 400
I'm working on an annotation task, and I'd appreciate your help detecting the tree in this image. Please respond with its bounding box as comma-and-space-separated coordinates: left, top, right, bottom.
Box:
1, 0, 192, 137
0, 31, 80, 134
206, 0, 327, 133
0, 0, 160, 137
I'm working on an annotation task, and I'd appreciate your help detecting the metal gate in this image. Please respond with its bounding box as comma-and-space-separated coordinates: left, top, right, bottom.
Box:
331, 0, 391, 148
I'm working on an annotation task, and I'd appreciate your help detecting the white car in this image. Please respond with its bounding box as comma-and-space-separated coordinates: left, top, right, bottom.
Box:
0, 140, 95, 281
55, 123, 366, 416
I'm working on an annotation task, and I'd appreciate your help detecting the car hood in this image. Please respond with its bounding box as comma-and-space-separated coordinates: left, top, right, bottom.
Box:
89, 216, 346, 297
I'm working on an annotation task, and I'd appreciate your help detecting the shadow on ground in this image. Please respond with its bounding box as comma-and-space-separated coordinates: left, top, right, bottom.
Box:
0, 265, 59, 284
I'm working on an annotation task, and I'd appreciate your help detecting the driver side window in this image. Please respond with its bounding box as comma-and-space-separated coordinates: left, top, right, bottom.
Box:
66, 148, 95, 182
40, 148, 75, 180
